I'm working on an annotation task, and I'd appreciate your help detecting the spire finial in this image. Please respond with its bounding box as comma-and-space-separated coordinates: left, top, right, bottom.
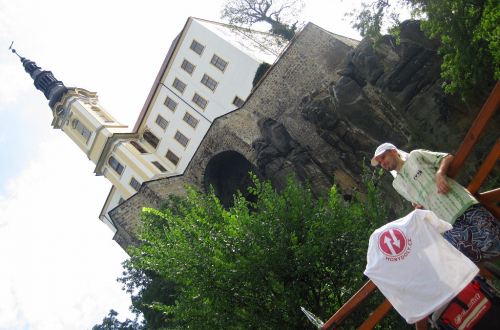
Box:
11, 43, 68, 107
9, 41, 23, 59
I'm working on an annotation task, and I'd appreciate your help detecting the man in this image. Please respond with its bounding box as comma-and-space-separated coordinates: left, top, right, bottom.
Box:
371, 143, 500, 263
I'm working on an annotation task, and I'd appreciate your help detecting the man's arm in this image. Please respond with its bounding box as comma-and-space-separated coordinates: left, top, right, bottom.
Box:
436, 155, 453, 195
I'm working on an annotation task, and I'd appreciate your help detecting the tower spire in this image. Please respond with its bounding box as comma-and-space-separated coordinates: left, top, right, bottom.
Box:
11, 44, 68, 108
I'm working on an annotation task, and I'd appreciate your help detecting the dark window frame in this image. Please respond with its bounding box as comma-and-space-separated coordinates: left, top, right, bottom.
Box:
109, 156, 124, 175
181, 59, 195, 75
190, 40, 205, 55
182, 112, 199, 129
144, 130, 160, 149
210, 54, 228, 72
130, 177, 141, 191
164, 96, 178, 111
130, 141, 148, 154
152, 161, 168, 172
232, 95, 244, 107
165, 150, 180, 166
192, 93, 208, 110
173, 78, 187, 93
155, 114, 169, 130
201, 74, 218, 91
174, 130, 190, 148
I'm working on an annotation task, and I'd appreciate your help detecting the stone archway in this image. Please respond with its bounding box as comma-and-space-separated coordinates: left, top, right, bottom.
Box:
204, 151, 261, 208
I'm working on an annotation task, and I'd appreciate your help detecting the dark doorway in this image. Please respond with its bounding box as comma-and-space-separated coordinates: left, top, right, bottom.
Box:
204, 151, 261, 208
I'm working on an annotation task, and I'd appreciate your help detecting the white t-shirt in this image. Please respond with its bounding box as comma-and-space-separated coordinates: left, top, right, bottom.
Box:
364, 210, 478, 323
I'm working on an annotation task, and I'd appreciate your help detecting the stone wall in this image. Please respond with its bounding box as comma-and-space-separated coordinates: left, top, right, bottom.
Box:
110, 175, 188, 250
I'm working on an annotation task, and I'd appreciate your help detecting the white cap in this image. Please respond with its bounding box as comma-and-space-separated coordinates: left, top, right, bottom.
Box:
371, 143, 397, 166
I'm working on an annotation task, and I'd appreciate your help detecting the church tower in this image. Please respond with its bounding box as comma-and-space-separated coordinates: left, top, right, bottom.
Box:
11, 48, 138, 233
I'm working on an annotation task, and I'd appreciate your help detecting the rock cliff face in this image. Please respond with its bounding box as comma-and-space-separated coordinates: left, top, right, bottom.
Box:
111, 21, 499, 250
251, 20, 499, 212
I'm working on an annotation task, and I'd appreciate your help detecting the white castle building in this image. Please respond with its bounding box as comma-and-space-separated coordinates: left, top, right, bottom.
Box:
14, 17, 279, 239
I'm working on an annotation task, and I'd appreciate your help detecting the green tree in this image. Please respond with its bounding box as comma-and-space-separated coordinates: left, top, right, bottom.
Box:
91, 310, 142, 330
117, 260, 179, 329
127, 172, 410, 329
252, 62, 272, 87
221, 0, 304, 40
345, 0, 500, 99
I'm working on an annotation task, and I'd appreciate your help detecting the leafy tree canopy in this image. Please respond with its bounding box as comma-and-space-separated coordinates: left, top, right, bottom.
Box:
221, 0, 304, 40
125, 173, 410, 329
117, 260, 179, 329
91, 310, 143, 330
345, 0, 500, 99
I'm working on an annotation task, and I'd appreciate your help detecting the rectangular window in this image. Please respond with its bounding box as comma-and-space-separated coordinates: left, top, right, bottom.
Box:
119, 197, 125, 205
181, 59, 195, 74
164, 96, 178, 112
232, 96, 244, 107
192, 93, 208, 109
152, 161, 168, 172
190, 40, 204, 55
130, 141, 148, 154
75, 120, 91, 142
173, 78, 186, 93
130, 177, 141, 192
155, 114, 168, 130
144, 130, 160, 149
166, 150, 180, 166
210, 54, 228, 72
201, 74, 218, 91
174, 131, 189, 147
93, 109, 112, 122
183, 112, 199, 128
109, 156, 124, 175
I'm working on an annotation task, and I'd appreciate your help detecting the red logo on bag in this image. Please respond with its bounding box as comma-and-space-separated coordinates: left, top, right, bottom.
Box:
378, 228, 411, 261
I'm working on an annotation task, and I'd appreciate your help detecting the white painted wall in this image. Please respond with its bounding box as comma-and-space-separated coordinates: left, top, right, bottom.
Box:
100, 18, 275, 230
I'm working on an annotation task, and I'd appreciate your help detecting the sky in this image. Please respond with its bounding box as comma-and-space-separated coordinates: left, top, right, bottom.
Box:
0, 1, 367, 329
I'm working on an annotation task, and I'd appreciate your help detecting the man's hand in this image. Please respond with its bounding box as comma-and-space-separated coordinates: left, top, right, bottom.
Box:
436, 155, 453, 195
436, 172, 451, 195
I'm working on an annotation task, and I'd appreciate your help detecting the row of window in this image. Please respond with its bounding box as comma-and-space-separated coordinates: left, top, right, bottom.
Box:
108, 156, 173, 190
108, 149, 179, 181
108, 157, 142, 191
174, 74, 217, 93
189, 40, 228, 72
170, 78, 208, 111
168, 83, 243, 112
170, 39, 245, 111
140, 127, 190, 150
72, 107, 114, 145
157, 105, 200, 130
172, 77, 210, 110
128, 134, 183, 163
180, 61, 220, 93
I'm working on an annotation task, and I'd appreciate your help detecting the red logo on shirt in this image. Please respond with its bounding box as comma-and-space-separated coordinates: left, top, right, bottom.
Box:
378, 228, 412, 261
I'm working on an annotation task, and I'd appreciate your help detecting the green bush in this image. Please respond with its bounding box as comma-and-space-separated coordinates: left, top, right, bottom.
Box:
252, 62, 272, 87
125, 171, 410, 329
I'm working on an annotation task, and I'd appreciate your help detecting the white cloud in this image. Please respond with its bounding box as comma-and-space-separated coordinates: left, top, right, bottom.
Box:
0, 132, 134, 329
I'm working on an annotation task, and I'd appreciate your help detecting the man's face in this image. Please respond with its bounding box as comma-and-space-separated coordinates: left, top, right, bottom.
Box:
374, 149, 399, 171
